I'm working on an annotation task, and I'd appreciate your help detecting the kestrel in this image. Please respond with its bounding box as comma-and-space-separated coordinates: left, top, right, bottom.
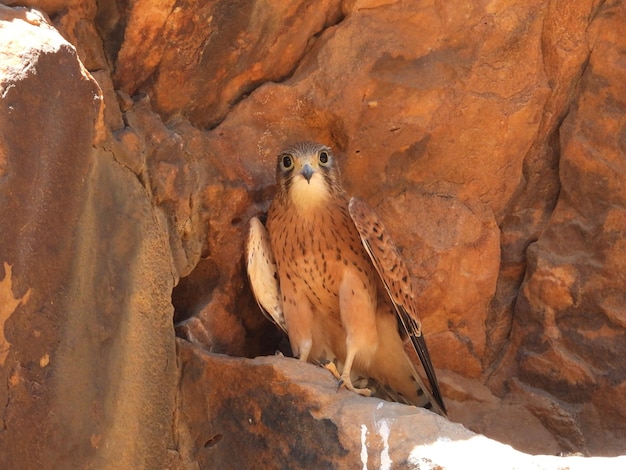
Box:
246, 142, 446, 415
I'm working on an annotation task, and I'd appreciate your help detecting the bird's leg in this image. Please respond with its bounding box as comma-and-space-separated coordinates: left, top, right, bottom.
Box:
282, 292, 314, 362
296, 338, 312, 362
338, 347, 371, 397
336, 271, 377, 397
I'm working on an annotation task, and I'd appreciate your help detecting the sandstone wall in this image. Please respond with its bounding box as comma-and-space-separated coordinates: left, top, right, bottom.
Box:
0, 7, 177, 468
0, 0, 625, 467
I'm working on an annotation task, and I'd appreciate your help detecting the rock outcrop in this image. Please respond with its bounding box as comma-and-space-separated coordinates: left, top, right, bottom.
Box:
0, 7, 177, 468
0, 0, 625, 467
176, 339, 626, 469
504, 3, 626, 452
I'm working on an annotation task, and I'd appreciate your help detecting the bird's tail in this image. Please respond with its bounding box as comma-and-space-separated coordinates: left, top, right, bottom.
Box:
335, 352, 447, 417
359, 360, 446, 416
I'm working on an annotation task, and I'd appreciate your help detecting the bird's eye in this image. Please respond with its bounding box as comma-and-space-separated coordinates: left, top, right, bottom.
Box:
319, 150, 329, 165
281, 155, 293, 169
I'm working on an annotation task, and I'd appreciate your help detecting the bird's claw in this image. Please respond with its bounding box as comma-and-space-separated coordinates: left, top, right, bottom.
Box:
337, 375, 372, 397
319, 360, 342, 380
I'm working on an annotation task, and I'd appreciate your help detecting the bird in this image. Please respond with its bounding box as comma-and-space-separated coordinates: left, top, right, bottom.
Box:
246, 142, 446, 416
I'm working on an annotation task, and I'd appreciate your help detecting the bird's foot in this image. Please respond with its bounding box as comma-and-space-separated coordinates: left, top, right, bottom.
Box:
338, 375, 372, 397
319, 359, 342, 380
318, 360, 371, 397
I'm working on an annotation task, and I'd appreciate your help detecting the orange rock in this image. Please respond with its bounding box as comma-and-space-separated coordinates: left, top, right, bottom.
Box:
505, 0, 626, 455
2, 0, 626, 463
176, 339, 626, 467
0, 10, 177, 467
113, 0, 344, 127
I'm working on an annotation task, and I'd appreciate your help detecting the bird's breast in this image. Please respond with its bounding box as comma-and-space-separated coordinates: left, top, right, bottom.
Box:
268, 199, 376, 311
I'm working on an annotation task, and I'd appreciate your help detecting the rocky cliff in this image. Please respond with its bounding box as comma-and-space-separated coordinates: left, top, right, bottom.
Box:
0, 0, 625, 468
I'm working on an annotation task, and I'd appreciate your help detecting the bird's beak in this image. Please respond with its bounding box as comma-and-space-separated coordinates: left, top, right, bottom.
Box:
301, 164, 314, 183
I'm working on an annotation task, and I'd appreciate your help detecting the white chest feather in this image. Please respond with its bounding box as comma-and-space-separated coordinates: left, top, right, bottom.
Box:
289, 173, 330, 210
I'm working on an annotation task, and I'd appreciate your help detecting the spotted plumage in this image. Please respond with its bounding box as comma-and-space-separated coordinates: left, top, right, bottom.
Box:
246, 142, 446, 415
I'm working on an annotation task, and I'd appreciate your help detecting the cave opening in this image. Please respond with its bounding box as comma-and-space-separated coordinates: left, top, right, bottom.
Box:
171, 256, 287, 359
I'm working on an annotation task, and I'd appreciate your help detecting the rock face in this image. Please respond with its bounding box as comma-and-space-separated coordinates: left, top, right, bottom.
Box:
0, 0, 625, 467
0, 7, 177, 468
504, 3, 626, 453
112, 0, 344, 128
176, 339, 626, 470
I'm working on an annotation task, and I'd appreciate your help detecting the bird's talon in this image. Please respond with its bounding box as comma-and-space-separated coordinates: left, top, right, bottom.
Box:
336, 375, 372, 397
320, 360, 342, 380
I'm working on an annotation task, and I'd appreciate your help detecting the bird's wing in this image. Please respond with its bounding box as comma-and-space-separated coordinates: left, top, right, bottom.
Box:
246, 217, 287, 333
348, 197, 446, 415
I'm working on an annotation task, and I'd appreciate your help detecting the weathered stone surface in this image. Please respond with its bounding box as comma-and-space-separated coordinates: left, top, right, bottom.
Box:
0, 9, 177, 468
1, 0, 626, 466
176, 339, 626, 469
100, 0, 626, 459
484, 0, 603, 368
3, 0, 76, 15
112, 0, 343, 128
503, 0, 626, 455
183, 0, 623, 456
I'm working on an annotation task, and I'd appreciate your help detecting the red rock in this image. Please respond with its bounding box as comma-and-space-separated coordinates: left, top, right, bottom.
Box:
176, 339, 626, 468
2, 0, 626, 464
113, 0, 343, 127
0, 9, 177, 467
503, 0, 626, 455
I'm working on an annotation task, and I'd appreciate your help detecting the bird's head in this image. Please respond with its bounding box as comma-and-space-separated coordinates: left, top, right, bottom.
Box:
275, 142, 344, 209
